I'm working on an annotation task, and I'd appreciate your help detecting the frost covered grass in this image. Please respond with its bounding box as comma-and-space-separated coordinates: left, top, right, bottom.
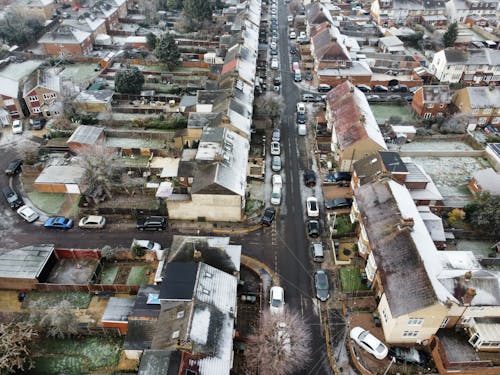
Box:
340, 267, 369, 292
126, 265, 153, 285
22, 291, 91, 309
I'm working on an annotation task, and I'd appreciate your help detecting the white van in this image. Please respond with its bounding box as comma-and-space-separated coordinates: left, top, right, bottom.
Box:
297, 123, 306, 135
311, 242, 324, 262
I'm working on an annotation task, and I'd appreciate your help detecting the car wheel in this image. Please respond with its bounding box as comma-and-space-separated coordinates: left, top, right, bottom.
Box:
139, 228, 144, 231
158, 228, 163, 231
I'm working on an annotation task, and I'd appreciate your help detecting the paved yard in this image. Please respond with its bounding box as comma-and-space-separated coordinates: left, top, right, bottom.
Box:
323, 185, 353, 200
400, 140, 474, 151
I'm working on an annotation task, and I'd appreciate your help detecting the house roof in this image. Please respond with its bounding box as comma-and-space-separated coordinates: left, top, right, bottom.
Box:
472, 168, 500, 195
159, 262, 198, 301
62, 15, 106, 33
124, 319, 157, 350
168, 236, 241, 274
35, 165, 85, 185
327, 81, 386, 151
421, 85, 451, 104
129, 285, 162, 319
138, 350, 181, 375
0, 244, 54, 279
418, 206, 446, 242
464, 86, 500, 109
311, 26, 351, 62
39, 25, 91, 44
75, 89, 114, 103
101, 297, 135, 323
67, 125, 105, 145
306, 2, 330, 25
379, 36, 404, 47
487, 143, 500, 159
0, 77, 19, 98
443, 47, 500, 66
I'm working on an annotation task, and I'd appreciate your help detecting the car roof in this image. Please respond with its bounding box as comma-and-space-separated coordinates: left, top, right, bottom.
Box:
85, 215, 103, 221
362, 331, 383, 349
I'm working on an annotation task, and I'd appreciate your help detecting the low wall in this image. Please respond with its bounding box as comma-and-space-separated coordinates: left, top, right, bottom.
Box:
399, 150, 486, 157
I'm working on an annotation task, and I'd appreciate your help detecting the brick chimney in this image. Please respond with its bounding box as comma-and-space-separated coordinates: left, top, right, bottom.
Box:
397, 217, 414, 231
462, 287, 476, 305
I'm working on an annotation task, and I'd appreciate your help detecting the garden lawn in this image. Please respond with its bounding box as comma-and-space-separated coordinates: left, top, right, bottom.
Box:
22, 291, 91, 309
340, 267, 369, 292
370, 104, 414, 124
100, 265, 119, 284
27, 192, 66, 215
127, 265, 154, 285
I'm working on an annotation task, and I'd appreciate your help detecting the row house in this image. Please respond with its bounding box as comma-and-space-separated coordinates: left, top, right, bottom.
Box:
430, 47, 500, 84
39, 25, 93, 56
14, 0, 56, 21
371, 0, 447, 27
62, 14, 107, 43
445, 0, 499, 23
411, 85, 452, 119
352, 179, 500, 347
22, 69, 61, 118
452, 85, 500, 127
326, 81, 387, 171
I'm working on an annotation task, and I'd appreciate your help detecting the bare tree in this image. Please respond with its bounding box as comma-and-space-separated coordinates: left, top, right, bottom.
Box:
439, 113, 471, 134
254, 94, 285, 128
30, 300, 78, 339
0, 321, 38, 374
245, 309, 312, 375
78, 145, 116, 203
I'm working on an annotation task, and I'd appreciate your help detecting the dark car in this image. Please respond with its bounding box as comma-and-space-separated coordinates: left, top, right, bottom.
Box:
325, 172, 352, 184
29, 118, 45, 130
273, 76, 281, 86
390, 84, 408, 92
291, 54, 300, 63
5, 159, 23, 176
390, 347, 430, 366
2, 186, 24, 210
373, 85, 389, 92
356, 84, 372, 92
314, 270, 330, 301
325, 198, 353, 210
305, 69, 313, 81
290, 46, 298, 55
261, 207, 276, 226
302, 93, 315, 102
303, 169, 316, 187
44, 216, 74, 230
296, 112, 306, 124
270, 49, 278, 55
307, 219, 320, 238
136, 216, 167, 231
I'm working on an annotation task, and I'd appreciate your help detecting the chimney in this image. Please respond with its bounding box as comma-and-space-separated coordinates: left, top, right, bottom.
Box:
462, 287, 476, 305
465, 271, 472, 281
397, 217, 414, 231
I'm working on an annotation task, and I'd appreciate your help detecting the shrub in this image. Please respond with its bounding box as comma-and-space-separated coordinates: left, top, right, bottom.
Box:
132, 244, 145, 257
447, 208, 465, 226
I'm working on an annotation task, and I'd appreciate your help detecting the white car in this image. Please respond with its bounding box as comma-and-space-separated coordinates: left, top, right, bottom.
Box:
132, 239, 162, 251
296, 102, 306, 114
271, 155, 282, 172
289, 31, 296, 39
299, 31, 307, 39
271, 185, 281, 205
17, 205, 39, 223
350, 327, 388, 360
306, 197, 319, 217
297, 123, 306, 135
272, 174, 282, 189
271, 141, 280, 155
269, 286, 285, 314
271, 58, 279, 70
79, 215, 106, 229
287, 15, 293, 23
270, 41, 277, 50
12, 120, 23, 134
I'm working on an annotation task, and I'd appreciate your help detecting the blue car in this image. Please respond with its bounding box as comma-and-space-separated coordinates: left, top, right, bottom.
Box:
44, 216, 74, 230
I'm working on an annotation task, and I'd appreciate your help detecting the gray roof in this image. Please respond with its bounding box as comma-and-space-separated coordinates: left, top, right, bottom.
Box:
138, 350, 181, 375
465, 86, 500, 109
353, 151, 407, 185
101, 297, 135, 323
487, 143, 500, 158
129, 285, 161, 319
403, 161, 430, 184
35, 165, 84, 185
444, 47, 500, 66
187, 112, 222, 129
75, 89, 114, 103
421, 85, 451, 104
472, 168, 500, 195
39, 25, 91, 44
0, 245, 54, 279
22, 69, 60, 97
67, 125, 105, 145
355, 181, 438, 317
159, 262, 198, 301
124, 319, 157, 350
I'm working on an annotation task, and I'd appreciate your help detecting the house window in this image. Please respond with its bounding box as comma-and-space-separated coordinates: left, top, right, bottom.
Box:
439, 104, 445, 108
176, 310, 185, 319
172, 330, 180, 339
403, 331, 419, 337
28, 96, 38, 102
483, 108, 492, 115
32, 107, 41, 113
472, 108, 479, 114
408, 317, 424, 326
42, 93, 57, 100
424, 112, 432, 119
478, 117, 487, 124
440, 317, 449, 328
382, 309, 388, 323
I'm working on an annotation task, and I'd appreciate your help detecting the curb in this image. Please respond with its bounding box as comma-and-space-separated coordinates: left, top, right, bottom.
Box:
241, 254, 280, 287
213, 224, 262, 234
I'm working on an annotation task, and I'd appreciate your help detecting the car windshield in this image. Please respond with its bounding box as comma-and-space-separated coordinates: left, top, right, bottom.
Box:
271, 298, 283, 308
309, 201, 317, 210
376, 343, 385, 353
358, 331, 369, 340
147, 241, 155, 249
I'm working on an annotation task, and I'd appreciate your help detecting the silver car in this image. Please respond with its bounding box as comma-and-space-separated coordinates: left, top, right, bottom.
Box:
271, 156, 282, 172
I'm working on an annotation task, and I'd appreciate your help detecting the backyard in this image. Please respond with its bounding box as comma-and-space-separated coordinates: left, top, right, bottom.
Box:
339, 266, 369, 293
99, 262, 155, 285
370, 104, 415, 124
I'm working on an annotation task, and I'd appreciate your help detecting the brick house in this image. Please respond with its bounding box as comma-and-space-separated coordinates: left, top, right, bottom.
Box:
326, 81, 387, 171
452, 86, 500, 127
0, 77, 24, 122
411, 85, 451, 119
39, 25, 93, 56
22, 69, 61, 118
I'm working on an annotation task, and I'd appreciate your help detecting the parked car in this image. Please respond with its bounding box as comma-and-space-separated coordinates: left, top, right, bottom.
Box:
296, 102, 306, 114
404, 95, 413, 102
2, 186, 23, 210
272, 128, 281, 142
297, 123, 307, 136
366, 94, 381, 101
17, 205, 39, 222
296, 112, 306, 124
302, 93, 315, 102
303, 169, 316, 187
287, 15, 293, 22
272, 174, 283, 189
390, 347, 430, 366
271, 141, 280, 156
306, 197, 319, 217
390, 84, 408, 92
350, 327, 388, 360
307, 219, 320, 237
325, 172, 352, 184
356, 84, 371, 92
261, 207, 276, 226
29, 118, 45, 130
78, 215, 106, 229
269, 286, 285, 314
290, 46, 298, 55
388, 94, 401, 100
271, 58, 279, 70
12, 120, 23, 134
289, 31, 296, 39
44, 216, 74, 230
305, 69, 313, 81
273, 76, 281, 86
325, 198, 353, 210
270, 41, 277, 50
318, 84, 332, 92
132, 239, 161, 251
373, 85, 389, 92
271, 156, 282, 172
314, 270, 330, 301
311, 242, 324, 262
270, 49, 278, 56
136, 216, 167, 231
5, 159, 23, 176
271, 185, 282, 205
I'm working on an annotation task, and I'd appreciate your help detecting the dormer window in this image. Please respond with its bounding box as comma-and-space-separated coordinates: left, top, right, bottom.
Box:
176, 310, 185, 319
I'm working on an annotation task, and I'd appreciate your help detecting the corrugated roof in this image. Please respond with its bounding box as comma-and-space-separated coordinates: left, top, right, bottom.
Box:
67, 125, 104, 145
0, 245, 54, 279
101, 297, 135, 322
35, 165, 84, 185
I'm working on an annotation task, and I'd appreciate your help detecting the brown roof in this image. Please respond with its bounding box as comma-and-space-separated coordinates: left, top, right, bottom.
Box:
311, 27, 350, 62
355, 181, 438, 317
306, 2, 329, 25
